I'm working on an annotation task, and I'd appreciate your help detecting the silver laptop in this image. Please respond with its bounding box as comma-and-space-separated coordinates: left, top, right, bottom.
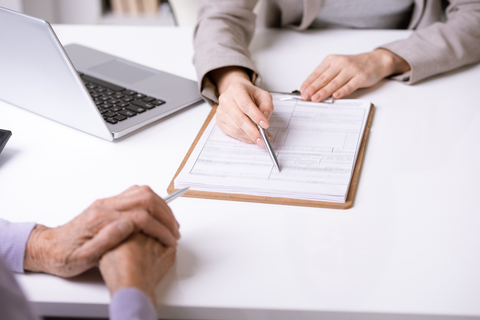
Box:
0, 6, 202, 141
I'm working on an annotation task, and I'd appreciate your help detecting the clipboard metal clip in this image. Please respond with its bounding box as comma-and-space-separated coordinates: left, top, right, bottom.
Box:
270, 90, 335, 104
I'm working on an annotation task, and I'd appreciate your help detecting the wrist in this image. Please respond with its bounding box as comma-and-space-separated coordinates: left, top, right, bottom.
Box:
24, 224, 52, 273
209, 66, 252, 95
373, 49, 410, 77
374, 48, 411, 77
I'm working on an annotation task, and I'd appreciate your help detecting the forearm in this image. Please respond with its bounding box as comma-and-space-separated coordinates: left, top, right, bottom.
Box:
193, 0, 260, 104
379, 0, 480, 84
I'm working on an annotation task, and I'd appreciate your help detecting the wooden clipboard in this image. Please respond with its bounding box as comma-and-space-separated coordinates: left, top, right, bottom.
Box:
168, 104, 374, 209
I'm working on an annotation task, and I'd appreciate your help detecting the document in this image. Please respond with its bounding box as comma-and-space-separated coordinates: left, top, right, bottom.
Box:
175, 94, 371, 203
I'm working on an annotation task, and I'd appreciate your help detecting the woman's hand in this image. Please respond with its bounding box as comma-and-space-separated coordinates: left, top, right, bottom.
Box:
209, 67, 274, 147
300, 49, 410, 102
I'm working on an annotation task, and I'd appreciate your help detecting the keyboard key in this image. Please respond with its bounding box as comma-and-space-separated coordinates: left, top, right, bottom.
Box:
122, 97, 133, 102
91, 93, 103, 98
95, 101, 105, 106
98, 108, 108, 114
105, 117, 118, 124
133, 93, 146, 99
103, 103, 113, 109
110, 106, 123, 112
109, 99, 121, 104
113, 93, 124, 99
117, 102, 130, 108
126, 105, 146, 113
151, 99, 165, 106
119, 110, 136, 117
86, 84, 97, 90
143, 103, 155, 110
131, 100, 153, 109
96, 88, 106, 93
104, 111, 118, 118
122, 90, 136, 96
104, 91, 115, 96
113, 115, 127, 121
142, 97, 155, 102
80, 74, 126, 92
99, 96, 111, 101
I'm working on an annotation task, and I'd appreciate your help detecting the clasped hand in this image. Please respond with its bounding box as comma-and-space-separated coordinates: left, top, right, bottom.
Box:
23, 185, 179, 302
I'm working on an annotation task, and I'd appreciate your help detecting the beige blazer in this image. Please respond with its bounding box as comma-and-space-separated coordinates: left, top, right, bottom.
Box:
194, 0, 480, 105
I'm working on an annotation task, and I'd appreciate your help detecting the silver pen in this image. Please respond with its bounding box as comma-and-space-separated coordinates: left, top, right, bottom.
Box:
163, 187, 190, 203
257, 124, 281, 172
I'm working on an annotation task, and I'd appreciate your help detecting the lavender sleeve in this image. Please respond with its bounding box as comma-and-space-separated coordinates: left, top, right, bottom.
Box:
110, 288, 157, 320
0, 218, 36, 273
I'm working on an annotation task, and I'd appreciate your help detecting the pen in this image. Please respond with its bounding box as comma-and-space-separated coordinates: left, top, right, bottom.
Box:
163, 187, 190, 203
257, 124, 281, 172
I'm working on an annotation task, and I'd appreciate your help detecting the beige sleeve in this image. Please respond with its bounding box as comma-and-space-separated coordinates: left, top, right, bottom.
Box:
380, 0, 480, 84
193, 0, 261, 105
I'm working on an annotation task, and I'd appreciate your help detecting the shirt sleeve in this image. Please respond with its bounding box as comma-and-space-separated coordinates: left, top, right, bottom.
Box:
0, 219, 36, 273
379, 0, 480, 84
193, 0, 261, 105
110, 288, 157, 320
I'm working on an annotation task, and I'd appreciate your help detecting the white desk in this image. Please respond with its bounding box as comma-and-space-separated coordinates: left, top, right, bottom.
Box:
1, 26, 479, 320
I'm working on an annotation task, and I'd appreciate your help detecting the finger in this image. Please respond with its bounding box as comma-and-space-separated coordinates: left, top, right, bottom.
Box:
253, 90, 274, 121
300, 61, 330, 99
216, 117, 254, 144
127, 209, 177, 246
220, 95, 263, 146
304, 67, 342, 101
77, 219, 134, 267
311, 70, 351, 102
332, 76, 362, 99
116, 186, 180, 240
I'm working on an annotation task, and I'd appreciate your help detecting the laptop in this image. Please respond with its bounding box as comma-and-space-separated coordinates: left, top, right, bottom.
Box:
0, 6, 202, 141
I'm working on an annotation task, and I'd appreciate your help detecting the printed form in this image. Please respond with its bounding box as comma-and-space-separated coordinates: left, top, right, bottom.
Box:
175, 94, 371, 203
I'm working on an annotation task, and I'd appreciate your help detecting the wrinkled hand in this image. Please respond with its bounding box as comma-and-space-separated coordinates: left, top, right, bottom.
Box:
24, 185, 179, 278
99, 233, 176, 306
210, 67, 274, 147
300, 49, 410, 102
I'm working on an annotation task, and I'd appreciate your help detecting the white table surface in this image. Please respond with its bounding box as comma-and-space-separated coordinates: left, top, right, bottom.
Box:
1, 25, 479, 320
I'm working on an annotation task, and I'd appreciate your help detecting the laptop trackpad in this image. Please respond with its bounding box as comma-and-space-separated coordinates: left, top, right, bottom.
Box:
89, 59, 156, 84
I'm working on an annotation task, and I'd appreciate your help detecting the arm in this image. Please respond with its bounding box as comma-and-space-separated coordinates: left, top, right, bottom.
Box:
379, 0, 480, 84
99, 233, 176, 320
194, 0, 274, 146
301, 0, 480, 101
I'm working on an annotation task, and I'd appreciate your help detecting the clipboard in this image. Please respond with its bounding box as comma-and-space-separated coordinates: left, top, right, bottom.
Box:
168, 103, 374, 209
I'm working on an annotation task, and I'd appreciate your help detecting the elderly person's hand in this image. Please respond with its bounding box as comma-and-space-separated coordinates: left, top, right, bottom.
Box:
23, 185, 179, 278
99, 232, 176, 305
209, 66, 274, 147
300, 49, 411, 102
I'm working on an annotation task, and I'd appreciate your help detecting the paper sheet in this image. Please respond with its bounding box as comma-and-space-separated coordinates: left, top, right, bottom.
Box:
175, 94, 371, 203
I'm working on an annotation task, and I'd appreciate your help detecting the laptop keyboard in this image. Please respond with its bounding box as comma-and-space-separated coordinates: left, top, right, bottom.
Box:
79, 73, 165, 125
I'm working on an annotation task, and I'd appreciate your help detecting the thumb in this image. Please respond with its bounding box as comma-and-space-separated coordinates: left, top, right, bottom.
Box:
78, 219, 134, 263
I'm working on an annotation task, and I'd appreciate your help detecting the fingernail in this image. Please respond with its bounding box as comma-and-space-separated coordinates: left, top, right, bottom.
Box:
256, 138, 265, 148
116, 220, 133, 236
263, 111, 270, 119
301, 93, 309, 100
259, 120, 268, 129
312, 94, 320, 101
